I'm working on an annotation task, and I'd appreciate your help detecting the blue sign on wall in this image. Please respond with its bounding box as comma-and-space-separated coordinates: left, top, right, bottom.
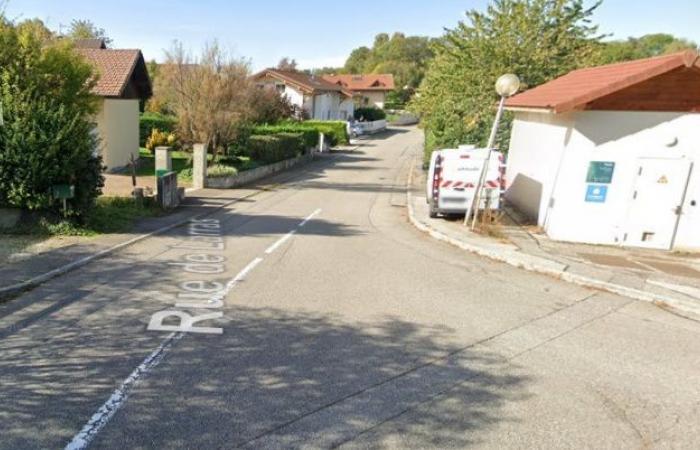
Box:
585, 184, 608, 203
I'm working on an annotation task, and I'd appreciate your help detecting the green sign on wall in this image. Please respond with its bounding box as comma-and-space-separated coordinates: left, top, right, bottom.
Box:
586, 161, 616, 184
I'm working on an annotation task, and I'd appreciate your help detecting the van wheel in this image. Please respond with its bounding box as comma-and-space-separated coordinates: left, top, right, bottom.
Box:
429, 202, 439, 218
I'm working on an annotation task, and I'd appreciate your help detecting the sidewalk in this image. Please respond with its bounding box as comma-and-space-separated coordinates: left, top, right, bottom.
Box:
407, 157, 700, 319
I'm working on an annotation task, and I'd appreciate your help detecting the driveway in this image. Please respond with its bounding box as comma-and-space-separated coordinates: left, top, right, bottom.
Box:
0, 127, 698, 449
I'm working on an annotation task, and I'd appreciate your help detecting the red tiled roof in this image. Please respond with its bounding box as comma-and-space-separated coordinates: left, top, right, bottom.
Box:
506, 50, 700, 113
76, 48, 149, 98
322, 74, 395, 92
252, 69, 352, 97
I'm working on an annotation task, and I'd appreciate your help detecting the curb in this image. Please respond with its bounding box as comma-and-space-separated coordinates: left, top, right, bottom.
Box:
0, 150, 353, 302
405, 162, 700, 319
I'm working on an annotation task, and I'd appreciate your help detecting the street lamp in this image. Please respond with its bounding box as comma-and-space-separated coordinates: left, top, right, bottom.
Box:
467, 74, 521, 229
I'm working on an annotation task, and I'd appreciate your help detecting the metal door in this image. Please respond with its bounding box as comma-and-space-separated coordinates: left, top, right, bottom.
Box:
624, 159, 692, 249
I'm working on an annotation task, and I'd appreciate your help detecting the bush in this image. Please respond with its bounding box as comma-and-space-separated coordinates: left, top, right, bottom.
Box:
140, 112, 177, 147
0, 20, 103, 218
251, 123, 319, 149
354, 107, 387, 122
248, 133, 304, 165
145, 128, 177, 152
303, 121, 349, 146
207, 164, 238, 178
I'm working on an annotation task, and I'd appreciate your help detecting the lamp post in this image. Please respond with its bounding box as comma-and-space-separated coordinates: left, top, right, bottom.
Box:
467, 74, 520, 229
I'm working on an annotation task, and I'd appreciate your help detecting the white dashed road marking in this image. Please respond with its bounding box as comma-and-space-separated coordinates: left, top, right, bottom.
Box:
65, 209, 322, 449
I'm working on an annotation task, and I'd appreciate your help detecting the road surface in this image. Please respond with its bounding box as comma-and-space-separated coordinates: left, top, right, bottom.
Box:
1, 128, 698, 449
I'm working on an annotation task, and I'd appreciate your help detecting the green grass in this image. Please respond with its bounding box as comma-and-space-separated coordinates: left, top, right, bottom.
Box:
2, 197, 164, 237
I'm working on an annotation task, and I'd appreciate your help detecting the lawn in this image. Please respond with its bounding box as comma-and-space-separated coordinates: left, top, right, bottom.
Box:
3, 196, 164, 237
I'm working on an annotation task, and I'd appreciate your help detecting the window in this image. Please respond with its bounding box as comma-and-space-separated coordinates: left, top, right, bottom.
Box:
276, 84, 286, 94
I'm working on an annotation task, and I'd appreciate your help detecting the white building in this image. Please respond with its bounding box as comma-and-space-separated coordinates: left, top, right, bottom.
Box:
505, 50, 700, 251
252, 69, 354, 120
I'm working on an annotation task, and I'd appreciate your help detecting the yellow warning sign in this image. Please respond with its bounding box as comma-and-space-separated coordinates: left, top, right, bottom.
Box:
658, 175, 668, 184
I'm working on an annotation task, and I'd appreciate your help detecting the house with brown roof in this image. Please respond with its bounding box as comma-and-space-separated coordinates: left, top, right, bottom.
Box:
75, 39, 152, 170
322, 74, 395, 109
504, 50, 700, 251
252, 69, 354, 120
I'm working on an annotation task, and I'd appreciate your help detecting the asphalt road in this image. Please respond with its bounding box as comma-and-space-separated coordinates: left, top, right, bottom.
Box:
1, 128, 698, 449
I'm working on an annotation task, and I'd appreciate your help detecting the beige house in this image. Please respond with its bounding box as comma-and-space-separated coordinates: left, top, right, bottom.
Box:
76, 40, 152, 171
322, 74, 395, 109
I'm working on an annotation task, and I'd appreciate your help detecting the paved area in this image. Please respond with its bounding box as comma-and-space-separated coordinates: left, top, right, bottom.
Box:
1, 128, 698, 449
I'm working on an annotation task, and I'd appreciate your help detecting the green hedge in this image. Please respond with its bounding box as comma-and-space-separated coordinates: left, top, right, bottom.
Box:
251, 120, 349, 148
303, 121, 349, 146
140, 113, 177, 146
354, 107, 387, 122
251, 124, 318, 149
248, 132, 305, 165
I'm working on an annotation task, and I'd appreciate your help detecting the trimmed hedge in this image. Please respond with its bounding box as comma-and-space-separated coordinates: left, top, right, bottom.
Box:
251, 120, 349, 148
140, 113, 177, 147
354, 107, 387, 122
248, 132, 305, 165
251, 124, 318, 149
303, 121, 349, 146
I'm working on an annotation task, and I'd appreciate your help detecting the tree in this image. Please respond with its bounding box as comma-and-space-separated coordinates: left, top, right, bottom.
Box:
276, 57, 298, 71
66, 19, 112, 45
341, 33, 435, 103
158, 41, 255, 154
0, 15, 103, 217
599, 33, 697, 64
412, 0, 604, 162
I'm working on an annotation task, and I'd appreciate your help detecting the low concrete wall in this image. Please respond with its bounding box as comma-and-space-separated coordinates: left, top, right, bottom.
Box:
206, 153, 313, 189
356, 120, 388, 135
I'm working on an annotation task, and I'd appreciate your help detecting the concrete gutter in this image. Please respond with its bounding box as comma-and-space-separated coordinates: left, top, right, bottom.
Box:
405, 159, 700, 319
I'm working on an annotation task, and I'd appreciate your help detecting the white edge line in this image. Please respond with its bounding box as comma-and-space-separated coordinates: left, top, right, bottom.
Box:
64, 331, 184, 450
264, 208, 322, 255
265, 230, 297, 255
299, 208, 322, 228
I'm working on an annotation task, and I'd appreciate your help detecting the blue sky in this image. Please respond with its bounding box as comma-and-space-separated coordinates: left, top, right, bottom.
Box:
4, 0, 699, 70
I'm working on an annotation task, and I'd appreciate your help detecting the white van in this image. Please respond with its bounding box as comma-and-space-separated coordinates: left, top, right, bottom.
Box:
426, 146, 505, 218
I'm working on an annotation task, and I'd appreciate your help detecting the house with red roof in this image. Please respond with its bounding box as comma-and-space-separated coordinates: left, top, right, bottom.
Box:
504, 50, 700, 251
75, 39, 152, 170
252, 69, 354, 120
322, 74, 395, 109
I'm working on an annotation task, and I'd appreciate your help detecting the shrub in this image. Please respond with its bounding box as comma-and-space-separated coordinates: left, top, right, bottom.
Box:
248, 133, 304, 165
354, 107, 387, 122
145, 128, 177, 152
140, 112, 177, 147
251, 123, 318, 149
303, 121, 349, 146
207, 164, 238, 178
0, 20, 103, 218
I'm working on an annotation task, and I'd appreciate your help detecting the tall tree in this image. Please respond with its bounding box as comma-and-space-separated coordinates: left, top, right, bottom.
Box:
412, 0, 604, 161
599, 33, 697, 64
66, 19, 112, 45
341, 33, 435, 103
